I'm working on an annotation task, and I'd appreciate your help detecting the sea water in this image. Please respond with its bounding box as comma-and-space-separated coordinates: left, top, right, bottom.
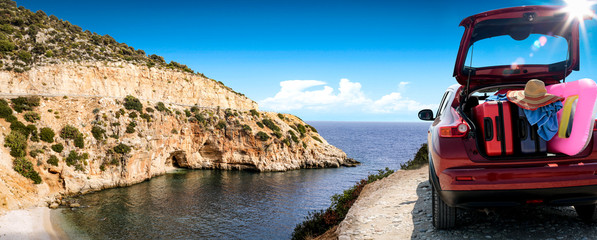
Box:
52, 122, 429, 239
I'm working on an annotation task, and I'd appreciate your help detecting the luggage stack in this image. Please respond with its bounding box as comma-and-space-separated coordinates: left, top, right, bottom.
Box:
513, 106, 547, 154
472, 101, 514, 156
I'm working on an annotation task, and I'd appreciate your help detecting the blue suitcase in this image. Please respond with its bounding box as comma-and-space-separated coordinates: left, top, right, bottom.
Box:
515, 106, 547, 154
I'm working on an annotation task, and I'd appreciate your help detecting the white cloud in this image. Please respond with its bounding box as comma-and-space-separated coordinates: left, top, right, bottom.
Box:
260, 79, 436, 115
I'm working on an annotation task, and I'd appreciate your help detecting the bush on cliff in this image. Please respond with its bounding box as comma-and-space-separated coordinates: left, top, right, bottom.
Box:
60, 125, 81, 139
65, 150, 87, 171
113, 143, 131, 154
155, 102, 168, 112
4, 131, 27, 157
123, 95, 143, 112
256, 131, 269, 141
51, 143, 63, 153
0, 103, 12, 118
216, 120, 226, 130
47, 155, 59, 166
261, 119, 280, 132
91, 125, 106, 141
23, 111, 40, 122
13, 157, 42, 184
39, 127, 55, 143
60, 125, 85, 148
291, 168, 394, 240
126, 121, 136, 133
400, 143, 428, 170
10, 96, 40, 113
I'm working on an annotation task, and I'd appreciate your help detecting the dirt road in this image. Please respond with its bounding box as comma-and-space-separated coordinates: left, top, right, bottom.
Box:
335, 166, 597, 240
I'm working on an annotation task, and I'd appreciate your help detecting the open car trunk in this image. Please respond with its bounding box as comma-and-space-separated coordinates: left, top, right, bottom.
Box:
459, 84, 595, 160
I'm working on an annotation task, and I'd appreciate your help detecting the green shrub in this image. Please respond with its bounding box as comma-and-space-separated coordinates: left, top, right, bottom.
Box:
241, 124, 252, 133
216, 120, 226, 129
190, 106, 199, 112
155, 102, 167, 112
29, 149, 43, 158
47, 155, 59, 166
256, 122, 264, 128
297, 124, 307, 135
91, 125, 106, 141
51, 143, 63, 153
400, 144, 428, 170
30, 128, 39, 142
0, 104, 12, 118
92, 108, 100, 114
250, 109, 259, 117
10, 121, 33, 137
145, 107, 154, 113
23, 111, 40, 123
128, 111, 137, 119
11, 96, 40, 113
65, 150, 85, 170
184, 109, 191, 117
288, 131, 299, 143
74, 135, 85, 148
113, 143, 131, 154
195, 113, 205, 123
4, 131, 27, 157
39, 127, 55, 143
307, 125, 318, 133
17, 50, 32, 63
261, 119, 280, 131
125, 121, 136, 133
60, 125, 81, 139
311, 136, 322, 143
13, 157, 42, 184
281, 138, 290, 146
0, 40, 15, 52
123, 95, 143, 112
271, 131, 282, 139
277, 113, 285, 120
140, 113, 151, 122
256, 131, 269, 141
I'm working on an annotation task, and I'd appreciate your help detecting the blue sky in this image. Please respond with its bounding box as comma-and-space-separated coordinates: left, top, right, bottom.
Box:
16, 0, 597, 122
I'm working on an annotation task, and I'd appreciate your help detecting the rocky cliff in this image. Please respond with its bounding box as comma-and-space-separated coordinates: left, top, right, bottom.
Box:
0, 62, 258, 111
0, 0, 352, 213
0, 94, 351, 212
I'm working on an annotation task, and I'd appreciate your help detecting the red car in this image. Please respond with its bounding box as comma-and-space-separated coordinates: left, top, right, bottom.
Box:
419, 5, 597, 229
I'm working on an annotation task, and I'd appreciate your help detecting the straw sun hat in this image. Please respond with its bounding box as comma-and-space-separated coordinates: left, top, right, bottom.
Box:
506, 79, 564, 110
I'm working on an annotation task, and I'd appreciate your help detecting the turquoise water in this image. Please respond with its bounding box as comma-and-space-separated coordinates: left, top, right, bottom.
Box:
52, 121, 429, 239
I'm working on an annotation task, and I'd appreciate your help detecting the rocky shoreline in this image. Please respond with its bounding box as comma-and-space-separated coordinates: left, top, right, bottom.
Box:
0, 95, 351, 213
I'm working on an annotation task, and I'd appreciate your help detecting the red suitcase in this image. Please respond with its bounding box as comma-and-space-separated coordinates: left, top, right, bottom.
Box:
473, 101, 514, 156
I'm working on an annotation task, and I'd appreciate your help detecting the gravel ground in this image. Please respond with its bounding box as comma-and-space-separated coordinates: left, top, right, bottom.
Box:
335, 166, 597, 240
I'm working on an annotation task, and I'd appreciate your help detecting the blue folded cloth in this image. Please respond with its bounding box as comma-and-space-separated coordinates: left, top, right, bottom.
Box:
485, 93, 508, 101
523, 101, 563, 141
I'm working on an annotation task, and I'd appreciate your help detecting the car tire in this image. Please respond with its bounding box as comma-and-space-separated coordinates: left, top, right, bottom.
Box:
574, 204, 597, 222
432, 185, 456, 229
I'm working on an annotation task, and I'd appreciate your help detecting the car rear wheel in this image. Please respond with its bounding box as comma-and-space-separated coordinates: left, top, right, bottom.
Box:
432, 185, 456, 229
574, 204, 597, 222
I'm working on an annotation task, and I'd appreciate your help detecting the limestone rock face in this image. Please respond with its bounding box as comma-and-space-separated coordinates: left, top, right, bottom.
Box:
0, 97, 348, 212
0, 62, 258, 111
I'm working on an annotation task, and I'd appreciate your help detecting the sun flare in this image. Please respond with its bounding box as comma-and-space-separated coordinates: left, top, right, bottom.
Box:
564, 0, 597, 20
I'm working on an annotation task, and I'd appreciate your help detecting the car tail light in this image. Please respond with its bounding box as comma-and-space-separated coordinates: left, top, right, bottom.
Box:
455, 176, 474, 181
593, 119, 597, 131
526, 199, 543, 204
439, 123, 469, 138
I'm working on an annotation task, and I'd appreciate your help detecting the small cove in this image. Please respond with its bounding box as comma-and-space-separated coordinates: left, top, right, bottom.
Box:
52, 121, 429, 239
